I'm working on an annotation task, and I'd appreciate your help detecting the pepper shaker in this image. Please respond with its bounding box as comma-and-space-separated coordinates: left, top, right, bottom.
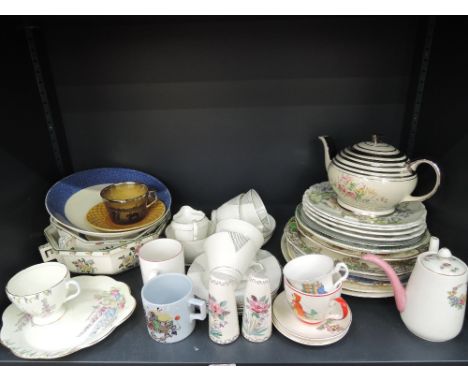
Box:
208, 271, 239, 344
242, 272, 272, 343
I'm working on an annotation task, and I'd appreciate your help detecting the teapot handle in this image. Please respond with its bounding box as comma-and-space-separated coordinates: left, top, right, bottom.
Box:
401, 159, 441, 203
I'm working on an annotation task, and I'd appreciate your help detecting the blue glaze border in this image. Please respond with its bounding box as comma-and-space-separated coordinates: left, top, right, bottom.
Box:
45, 168, 172, 228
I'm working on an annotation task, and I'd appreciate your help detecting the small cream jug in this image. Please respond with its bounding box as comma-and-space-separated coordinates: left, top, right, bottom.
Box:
364, 237, 467, 342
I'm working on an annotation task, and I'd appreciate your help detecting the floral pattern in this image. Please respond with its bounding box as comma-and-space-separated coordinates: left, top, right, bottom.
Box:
208, 294, 231, 339
146, 307, 181, 343
72, 258, 96, 274
447, 284, 467, 310
77, 287, 126, 338
317, 318, 345, 333
331, 174, 389, 205
242, 295, 271, 338
118, 249, 138, 271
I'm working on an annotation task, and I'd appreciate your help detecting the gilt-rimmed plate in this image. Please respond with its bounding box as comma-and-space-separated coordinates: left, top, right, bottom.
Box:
0, 276, 136, 359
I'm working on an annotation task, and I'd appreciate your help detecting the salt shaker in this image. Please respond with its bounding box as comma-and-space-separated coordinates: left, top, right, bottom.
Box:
242, 272, 272, 343
208, 271, 239, 344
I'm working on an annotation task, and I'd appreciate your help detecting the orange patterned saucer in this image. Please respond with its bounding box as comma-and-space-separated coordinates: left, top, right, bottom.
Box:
86, 200, 166, 232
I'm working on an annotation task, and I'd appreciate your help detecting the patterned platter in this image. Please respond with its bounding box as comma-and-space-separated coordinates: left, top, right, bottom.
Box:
86, 200, 166, 232
296, 205, 430, 253
303, 182, 426, 230
0, 276, 136, 359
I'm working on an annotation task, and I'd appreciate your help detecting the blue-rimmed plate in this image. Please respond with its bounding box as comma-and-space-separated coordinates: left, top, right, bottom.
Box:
45, 168, 171, 238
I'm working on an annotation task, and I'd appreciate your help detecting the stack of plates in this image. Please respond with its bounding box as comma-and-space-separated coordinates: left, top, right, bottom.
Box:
281, 182, 431, 298
41, 168, 171, 274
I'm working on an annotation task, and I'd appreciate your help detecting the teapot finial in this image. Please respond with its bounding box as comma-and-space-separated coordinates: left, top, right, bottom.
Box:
371, 134, 380, 144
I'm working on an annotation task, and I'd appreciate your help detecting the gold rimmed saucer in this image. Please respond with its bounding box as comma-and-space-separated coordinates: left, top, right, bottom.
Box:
86, 200, 166, 232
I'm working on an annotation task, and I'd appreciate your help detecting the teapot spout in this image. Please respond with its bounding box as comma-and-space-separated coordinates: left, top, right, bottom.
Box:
318, 135, 333, 170
362, 254, 407, 313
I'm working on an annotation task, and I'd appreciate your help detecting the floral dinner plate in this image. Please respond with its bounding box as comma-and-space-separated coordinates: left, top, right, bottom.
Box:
0, 276, 136, 359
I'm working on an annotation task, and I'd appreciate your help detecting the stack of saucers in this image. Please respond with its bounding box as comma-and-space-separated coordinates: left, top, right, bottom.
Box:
40, 168, 171, 275
281, 182, 431, 298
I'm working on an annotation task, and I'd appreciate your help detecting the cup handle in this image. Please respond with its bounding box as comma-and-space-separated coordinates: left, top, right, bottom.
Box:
64, 280, 81, 303
327, 297, 349, 321
192, 223, 199, 241
401, 159, 441, 203
188, 297, 207, 321
146, 190, 158, 207
333, 262, 349, 289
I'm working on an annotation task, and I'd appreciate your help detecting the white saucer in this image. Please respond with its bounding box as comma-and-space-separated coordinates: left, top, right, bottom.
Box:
272, 291, 352, 346
0, 276, 136, 359
187, 250, 281, 307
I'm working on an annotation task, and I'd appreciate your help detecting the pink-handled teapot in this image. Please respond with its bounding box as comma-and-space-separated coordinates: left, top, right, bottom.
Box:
363, 237, 467, 342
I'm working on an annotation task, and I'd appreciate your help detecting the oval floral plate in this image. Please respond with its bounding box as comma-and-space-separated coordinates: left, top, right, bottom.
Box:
0, 276, 136, 359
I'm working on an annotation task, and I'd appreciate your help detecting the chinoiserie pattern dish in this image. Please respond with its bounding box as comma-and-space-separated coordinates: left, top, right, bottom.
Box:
0, 276, 136, 359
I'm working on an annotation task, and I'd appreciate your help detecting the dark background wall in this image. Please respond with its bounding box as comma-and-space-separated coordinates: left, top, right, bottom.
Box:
0, 16, 467, 310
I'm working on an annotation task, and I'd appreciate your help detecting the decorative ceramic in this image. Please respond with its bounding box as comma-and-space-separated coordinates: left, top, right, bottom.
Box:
304, 182, 427, 230
141, 274, 206, 344
283, 254, 348, 294
302, 204, 426, 242
100, 182, 158, 225
208, 272, 239, 344
296, 205, 430, 254
0, 276, 136, 359
45, 168, 171, 238
165, 223, 214, 265
363, 237, 468, 341
216, 219, 264, 251
272, 291, 352, 346
187, 250, 281, 310
319, 135, 441, 216
211, 190, 275, 236
204, 231, 258, 282
284, 217, 419, 269
284, 278, 348, 324
86, 200, 166, 232
6, 263, 80, 325
170, 206, 211, 242
138, 239, 185, 284
242, 273, 272, 343
39, 220, 168, 275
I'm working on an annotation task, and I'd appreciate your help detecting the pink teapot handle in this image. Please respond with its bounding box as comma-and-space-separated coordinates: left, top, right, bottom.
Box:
362, 254, 407, 313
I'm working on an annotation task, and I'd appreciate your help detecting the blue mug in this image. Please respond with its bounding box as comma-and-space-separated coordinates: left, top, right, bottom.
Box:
141, 273, 206, 344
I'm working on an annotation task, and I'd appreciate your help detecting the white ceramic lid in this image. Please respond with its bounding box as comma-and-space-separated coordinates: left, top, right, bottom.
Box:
421, 248, 467, 276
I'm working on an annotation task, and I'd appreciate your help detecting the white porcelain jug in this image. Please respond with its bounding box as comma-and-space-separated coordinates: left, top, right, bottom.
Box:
364, 237, 467, 342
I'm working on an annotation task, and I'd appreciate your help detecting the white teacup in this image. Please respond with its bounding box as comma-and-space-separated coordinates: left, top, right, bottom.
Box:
239, 189, 270, 231
283, 254, 349, 294
6, 262, 81, 325
203, 231, 258, 282
212, 194, 243, 222
138, 238, 185, 284
215, 219, 264, 250
284, 278, 348, 324
170, 206, 211, 242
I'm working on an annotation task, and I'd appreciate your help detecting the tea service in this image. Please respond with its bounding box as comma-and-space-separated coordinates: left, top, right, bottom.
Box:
272, 254, 352, 346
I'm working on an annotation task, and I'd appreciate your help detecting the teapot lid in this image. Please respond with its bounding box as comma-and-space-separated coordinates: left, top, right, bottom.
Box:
421, 247, 467, 276
333, 135, 414, 178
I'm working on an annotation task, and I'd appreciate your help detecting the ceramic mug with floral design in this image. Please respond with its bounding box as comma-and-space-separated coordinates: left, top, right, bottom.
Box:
283, 254, 349, 294
6, 262, 80, 325
284, 278, 348, 324
141, 273, 206, 344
